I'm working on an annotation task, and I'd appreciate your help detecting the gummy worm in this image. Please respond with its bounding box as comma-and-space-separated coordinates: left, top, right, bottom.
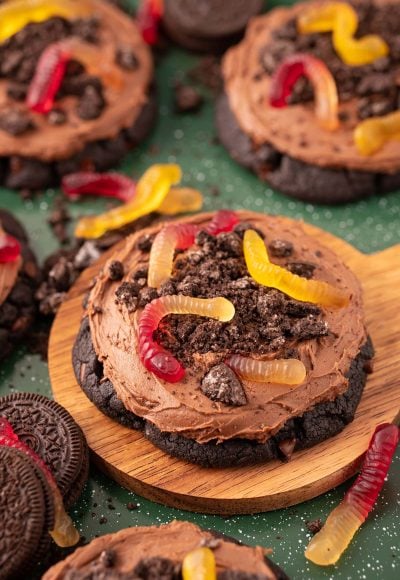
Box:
147, 210, 239, 288
354, 110, 400, 156
243, 229, 349, 308
0, 418, 80, 548
27, 38, 123, 114
297, 2, 389, 67
269, 53, 339, 131
0, 225, 21, 264
75, 164, 182, 239
139, 295, 235, 382
0, 0, 92, 44
226, 355, 306, 385
137, 0, 164, 45
305, 423, 400, 566
62, 172, 137, 203
182, 547, 217, 580
158, 187, 203, 215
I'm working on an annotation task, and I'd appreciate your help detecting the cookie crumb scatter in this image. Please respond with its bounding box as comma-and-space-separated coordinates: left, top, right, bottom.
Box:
127, 502, 138, 511
268, 239, 293, 258
174, 83, 204, 114
305, 518, 324, 535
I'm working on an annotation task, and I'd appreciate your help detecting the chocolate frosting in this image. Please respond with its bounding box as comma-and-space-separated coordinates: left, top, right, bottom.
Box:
0, 257, 21, 307
222, 0, 400, 173
0, 0, 153, 161
43, 520, 277, 579
86, 211, 367, 445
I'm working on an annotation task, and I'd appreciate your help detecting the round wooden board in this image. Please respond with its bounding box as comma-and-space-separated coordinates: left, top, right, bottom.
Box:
49, 215, 400, 515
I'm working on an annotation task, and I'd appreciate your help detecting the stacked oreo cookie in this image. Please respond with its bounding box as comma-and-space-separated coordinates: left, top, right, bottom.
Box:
0, 393, 89, 578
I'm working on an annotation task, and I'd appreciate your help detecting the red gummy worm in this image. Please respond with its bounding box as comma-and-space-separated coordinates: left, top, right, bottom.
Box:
137, 0, 164, 45
62, 172, 136, 203
26, 43, 70, 114
205, 210, 239, 235
139, 298, 185, 383
0, 232, 21, 263
269, 55, 306, 108
345, 423, 400, 519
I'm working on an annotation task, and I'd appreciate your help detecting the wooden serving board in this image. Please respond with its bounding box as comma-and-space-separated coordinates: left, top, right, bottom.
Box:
49, 219, 400, 515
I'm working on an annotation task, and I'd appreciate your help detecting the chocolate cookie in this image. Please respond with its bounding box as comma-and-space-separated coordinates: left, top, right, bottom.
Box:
215, 93, 398, 204
0, 209, 40, 360
0, 392, 89, 508
73, 318, 373, 467
0, 0, 156, 191
162, 0, 263, 53
42, 521, 288, 579
218, 0, 400, 203
0, 446, 55, 580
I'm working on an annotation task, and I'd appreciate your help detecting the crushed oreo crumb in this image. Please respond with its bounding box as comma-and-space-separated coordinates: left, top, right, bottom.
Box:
116, 46, 139, 70
286, 262, 316, 279
268, 239, 293, 258
133, 557, 179, 580
305, 518, 324, 535
201, 364, 247, 406
0, 109, 33, 136
174, 83, 204, 114
76, 84, 106, 120
108, 260, 124, 281
115, 282, 139, 313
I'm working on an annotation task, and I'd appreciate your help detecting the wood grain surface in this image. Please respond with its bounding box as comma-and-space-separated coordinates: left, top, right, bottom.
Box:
48, 215, 400, 515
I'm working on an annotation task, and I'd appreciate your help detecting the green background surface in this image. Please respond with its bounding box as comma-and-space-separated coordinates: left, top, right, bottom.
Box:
0, 1, 399, 578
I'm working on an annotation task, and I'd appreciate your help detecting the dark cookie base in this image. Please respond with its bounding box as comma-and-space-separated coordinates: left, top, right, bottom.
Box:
216, 93, 400, 204
0, 90, 157, 191
162, 0, 263, 53
73, 317, 374, 467
0, 209, 40, 360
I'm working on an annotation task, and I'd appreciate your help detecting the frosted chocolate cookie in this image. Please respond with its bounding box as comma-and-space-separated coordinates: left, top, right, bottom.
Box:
43, 520, 288, 579
217, 0, 400, 203
73, 210, 373, 467
0, 0, 155, 191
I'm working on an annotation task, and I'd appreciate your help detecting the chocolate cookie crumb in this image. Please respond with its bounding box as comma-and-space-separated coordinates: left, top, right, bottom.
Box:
47, 108, 67, 125
174, 83, 204, 114
76, 84, 106, 120
201, 364, 247, 406
108, 260, 124, 281
305, 518, 324, 535
115, 282, 139, 312
116, 46, 139, 70
126, 502, 138, 511
48, 197, 71, 244
0, 109, 33, 136
286, 262, 316, 279
136, 233, 155, 252
133, 557, 178, 580
268, 239, 293, 258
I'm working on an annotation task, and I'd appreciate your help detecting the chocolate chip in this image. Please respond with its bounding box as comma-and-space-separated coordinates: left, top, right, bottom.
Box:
305, 518, 324, 535
268, 239, 294, 258
76, 84, 105, 120
108, 260, 124, 281
0, 110, 33, 136
174, 83, 204, 114
277, 437, 297, 461
201, 364, 247, 406
286, 262, 316, 279
47, 108, 67, 125
116, 46, 139, 70
115, 282, 139, 312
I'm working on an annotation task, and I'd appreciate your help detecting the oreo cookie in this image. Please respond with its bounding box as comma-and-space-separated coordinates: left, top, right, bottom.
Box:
0, 446, 55, 580
0, 209, 40, 360
0, 393, 89, 508
162, 0, 263, 53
